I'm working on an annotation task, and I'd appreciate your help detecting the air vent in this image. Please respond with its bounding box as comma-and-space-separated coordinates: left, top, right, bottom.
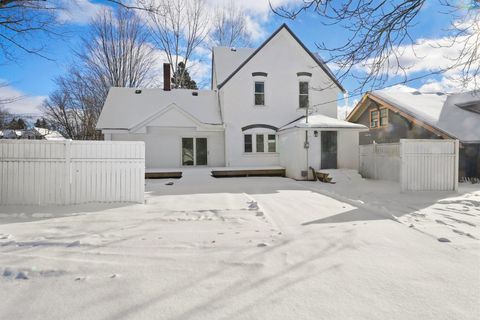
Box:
192, 91, 198, 96
412, 91, 422, 95
436, 92, 445, 96
135, 89, 142, 94
230, 47, 236, 52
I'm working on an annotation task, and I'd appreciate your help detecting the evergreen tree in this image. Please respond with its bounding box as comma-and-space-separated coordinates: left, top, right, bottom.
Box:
171, 62, 198, 89
34, 118, 48, 128
7, 118, 27, 130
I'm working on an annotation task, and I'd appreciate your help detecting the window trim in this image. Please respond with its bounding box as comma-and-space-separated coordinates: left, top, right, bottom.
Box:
299, 81, 309, 109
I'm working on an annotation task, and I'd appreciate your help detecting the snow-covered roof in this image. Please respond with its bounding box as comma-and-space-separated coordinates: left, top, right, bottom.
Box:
34, 127, 66, 140
212, 47, 255, 87
279, 114, 368, 131
97, 87, 222, 130
370, 87, 480, 143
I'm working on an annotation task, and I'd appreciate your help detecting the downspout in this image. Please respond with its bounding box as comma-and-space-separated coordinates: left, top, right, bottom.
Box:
304, 101, 310, 180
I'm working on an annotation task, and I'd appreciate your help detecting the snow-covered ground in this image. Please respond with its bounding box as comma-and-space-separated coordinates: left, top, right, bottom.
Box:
0, 169, 479, 320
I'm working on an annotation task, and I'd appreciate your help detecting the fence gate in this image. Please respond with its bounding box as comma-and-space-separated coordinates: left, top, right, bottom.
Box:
400, 139, 458, 192
0, 140, 145, 205
359, 139, 459, 191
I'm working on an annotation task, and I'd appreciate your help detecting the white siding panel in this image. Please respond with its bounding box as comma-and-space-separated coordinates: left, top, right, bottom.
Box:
0, 140, 145, 205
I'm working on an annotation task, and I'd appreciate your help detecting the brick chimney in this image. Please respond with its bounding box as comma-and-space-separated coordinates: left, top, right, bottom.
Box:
163, 63, 171, 91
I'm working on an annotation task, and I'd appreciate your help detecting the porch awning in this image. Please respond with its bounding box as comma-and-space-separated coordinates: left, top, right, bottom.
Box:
278, 114, 368, 132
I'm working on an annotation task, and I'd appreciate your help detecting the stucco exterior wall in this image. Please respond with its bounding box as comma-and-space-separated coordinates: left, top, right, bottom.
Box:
111, 127, 225, 168
219, 28, 341, 167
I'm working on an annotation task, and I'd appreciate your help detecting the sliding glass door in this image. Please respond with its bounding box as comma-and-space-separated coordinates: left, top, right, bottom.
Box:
182, 137, 207, 166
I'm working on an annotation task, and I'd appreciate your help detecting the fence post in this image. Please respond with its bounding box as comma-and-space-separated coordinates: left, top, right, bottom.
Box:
454, 140, 459, 192
400, 139, 406, 192
64, 140, 71, 204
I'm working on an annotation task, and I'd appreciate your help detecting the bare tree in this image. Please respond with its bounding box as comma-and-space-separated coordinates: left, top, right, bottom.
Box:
210, 0, 250, 48
271, 0, 480, 92
146, 0, 209, 89
43, 6, 156, 140
79, 7, 156, 97
0, 0, 59, 61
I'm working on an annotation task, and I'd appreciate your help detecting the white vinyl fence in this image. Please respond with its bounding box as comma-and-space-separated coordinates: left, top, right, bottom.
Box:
0, 140, 145, 205
359, 139, 459, 191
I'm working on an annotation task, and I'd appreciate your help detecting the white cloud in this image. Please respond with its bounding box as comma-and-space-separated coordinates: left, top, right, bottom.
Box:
0, 85, 45, 115
55, 0, 110, 24
362, 16, 480, 92
149, 48, 212, 88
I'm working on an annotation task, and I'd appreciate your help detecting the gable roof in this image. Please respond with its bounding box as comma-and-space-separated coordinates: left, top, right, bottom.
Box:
96, 87, 222, 130
215, 23, 345, 93
347, 86, 480, 143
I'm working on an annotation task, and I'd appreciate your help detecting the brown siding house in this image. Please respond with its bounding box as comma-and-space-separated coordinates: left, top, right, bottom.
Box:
347, 88, 480, 179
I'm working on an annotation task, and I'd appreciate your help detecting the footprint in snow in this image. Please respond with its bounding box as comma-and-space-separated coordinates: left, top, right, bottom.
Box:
2, 268, 13, 277
257, 243, 269, 247
110, 274, 119, 279
437, 237, 451, 243
67, 240, 81, 248
248, 201, 259, 210
15, 271, 28, 280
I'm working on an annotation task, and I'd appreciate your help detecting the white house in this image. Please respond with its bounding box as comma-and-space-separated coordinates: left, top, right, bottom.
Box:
97, 24, 367, 180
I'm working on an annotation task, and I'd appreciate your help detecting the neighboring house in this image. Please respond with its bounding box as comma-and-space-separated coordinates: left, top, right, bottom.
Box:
33, 127, 67, 141
97, 24, 367, 179
347, 87, 480, 179
0, 127, 66, 140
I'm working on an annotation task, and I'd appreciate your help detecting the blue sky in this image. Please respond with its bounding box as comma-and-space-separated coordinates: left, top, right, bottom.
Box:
0, 0, 473, 116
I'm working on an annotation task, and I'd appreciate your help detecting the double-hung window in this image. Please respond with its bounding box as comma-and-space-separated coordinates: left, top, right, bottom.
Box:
370, 108, 388, 128
370, 110, 379, 128
256, 135, 264, 152
379, 108, 388, 126
244, 134, 253, 153
299, 81, 309, 108
267, 134, 276, 152
254, 81, 265, 106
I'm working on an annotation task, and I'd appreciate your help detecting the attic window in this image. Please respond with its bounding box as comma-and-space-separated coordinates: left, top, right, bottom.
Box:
456, 101, 480, 114
135, 89, 142, 94
192, 91, 198, 96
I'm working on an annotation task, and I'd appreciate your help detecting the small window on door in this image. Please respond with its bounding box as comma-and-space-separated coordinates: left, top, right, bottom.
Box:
254, 81, 265, 106
299, 81, 309, 108
244, 134, 252, 153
